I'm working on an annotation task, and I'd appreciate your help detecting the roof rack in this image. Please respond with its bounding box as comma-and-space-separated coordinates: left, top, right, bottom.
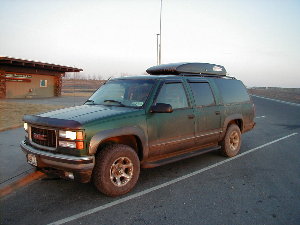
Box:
146, 62, 227, 76
179, 73, 236, 79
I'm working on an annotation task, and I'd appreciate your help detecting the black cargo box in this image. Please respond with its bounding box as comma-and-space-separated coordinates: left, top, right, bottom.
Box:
146, 62, 227, 76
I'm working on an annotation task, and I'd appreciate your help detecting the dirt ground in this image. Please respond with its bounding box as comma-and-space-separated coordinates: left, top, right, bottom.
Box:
62, 79, 104, 93
0, 102, 65, 131
61, 79, 103, 97
248, 88, 300, 104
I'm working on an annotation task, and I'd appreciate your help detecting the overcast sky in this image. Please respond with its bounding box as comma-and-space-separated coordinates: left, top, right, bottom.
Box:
1, 0, 300, 87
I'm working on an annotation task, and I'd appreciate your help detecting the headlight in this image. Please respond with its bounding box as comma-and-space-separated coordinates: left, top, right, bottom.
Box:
24, 123, 28, 132
59, 141, 76, 148
59, 130, 77, 140
58, 130, 84, 149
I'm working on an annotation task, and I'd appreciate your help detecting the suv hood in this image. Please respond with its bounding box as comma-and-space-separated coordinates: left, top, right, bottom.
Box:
23, 105, 141, 129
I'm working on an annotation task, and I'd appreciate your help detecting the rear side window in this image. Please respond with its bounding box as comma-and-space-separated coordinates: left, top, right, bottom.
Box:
214, 79, 250, 104
189, 82, 215, 107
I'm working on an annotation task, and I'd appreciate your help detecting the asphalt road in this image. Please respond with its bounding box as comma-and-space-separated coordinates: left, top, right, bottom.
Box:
0, 128, 33, 188
1, 96, 300, 225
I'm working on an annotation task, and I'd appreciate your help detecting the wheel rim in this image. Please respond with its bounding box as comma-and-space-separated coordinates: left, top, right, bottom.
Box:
229, 131, 240, 151
110, 157, 134, 187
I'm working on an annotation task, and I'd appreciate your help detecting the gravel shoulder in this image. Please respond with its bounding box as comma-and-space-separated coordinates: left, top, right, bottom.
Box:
248, 88, 300, 104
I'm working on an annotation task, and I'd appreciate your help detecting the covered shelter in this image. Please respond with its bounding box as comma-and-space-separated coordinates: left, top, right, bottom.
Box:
0, 57, 82, 98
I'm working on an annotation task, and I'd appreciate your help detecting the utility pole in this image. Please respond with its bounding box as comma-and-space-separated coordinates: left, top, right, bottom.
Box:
159, 0, 162, 65
156, 34, 160, 65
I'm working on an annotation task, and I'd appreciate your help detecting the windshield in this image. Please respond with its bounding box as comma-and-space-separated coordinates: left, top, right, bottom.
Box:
86, 79, 155, 108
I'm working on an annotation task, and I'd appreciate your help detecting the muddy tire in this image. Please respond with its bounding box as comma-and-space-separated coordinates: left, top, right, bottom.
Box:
92, 144, 140, 197
220, 124, 242, 157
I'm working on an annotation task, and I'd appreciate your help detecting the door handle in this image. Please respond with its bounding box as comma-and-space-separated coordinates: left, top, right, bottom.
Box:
215, 111, 220, 115
188, 114, 195, 119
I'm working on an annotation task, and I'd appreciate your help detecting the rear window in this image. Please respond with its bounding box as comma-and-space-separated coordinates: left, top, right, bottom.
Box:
214, 79, 250, 104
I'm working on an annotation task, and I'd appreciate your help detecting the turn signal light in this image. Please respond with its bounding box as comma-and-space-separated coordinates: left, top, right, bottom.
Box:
76, 131, 84, 140
76, 141, 84, 150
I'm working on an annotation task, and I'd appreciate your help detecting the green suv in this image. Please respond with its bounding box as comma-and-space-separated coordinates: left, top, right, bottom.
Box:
21, 62, 255, 196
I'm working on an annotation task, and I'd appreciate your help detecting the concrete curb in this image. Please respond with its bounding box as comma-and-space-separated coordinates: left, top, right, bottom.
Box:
0, 171, 46, 198
0, 124, 23, 132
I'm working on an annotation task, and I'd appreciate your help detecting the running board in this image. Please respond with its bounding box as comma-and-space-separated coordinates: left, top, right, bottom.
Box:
142, 145, 221, 168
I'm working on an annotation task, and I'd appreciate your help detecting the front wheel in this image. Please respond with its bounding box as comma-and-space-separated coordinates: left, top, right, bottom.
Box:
92, 144, 140, 197
220, 124, 242, 157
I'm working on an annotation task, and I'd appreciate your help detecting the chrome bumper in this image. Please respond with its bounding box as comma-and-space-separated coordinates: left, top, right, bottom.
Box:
20, 140, 95, 171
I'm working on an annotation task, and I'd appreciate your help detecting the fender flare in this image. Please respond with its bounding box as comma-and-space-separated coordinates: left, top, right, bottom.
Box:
221, 114, 244, 139
88, 126, 149, 159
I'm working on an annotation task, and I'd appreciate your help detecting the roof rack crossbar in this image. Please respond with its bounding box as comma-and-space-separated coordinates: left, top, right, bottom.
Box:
179, 73, 236, 79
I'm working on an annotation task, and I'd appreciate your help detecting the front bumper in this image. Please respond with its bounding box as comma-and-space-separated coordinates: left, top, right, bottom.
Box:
20, 140, 95, 183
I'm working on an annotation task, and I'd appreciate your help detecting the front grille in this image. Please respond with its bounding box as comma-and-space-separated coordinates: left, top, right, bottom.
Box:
31, 126, 57, 148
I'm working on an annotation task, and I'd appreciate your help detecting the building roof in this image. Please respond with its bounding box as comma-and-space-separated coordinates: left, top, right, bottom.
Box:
0, 56, 83, 72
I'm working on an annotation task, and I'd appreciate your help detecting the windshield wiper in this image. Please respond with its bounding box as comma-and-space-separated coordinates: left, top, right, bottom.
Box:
85, 99, 95, 104
103, 99, 126, 107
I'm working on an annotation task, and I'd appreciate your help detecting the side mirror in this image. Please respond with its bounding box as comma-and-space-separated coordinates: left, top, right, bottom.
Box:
150, 103, 173, 113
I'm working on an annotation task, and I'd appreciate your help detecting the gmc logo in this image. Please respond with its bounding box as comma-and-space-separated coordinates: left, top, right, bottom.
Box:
33, 133, 47, 141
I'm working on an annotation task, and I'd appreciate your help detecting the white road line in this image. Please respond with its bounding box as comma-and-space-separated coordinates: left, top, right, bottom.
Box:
251, 95, 300, 107
255, 115, 266, 119
48, 132, 298, 225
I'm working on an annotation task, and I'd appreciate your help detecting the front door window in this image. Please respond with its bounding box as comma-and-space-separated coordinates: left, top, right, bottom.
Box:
155, 83, 188, 109
147, 82, 195, 157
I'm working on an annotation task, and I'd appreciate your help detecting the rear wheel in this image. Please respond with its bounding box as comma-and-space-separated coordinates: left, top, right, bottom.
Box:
220, 124, 241, 157
92, 144, 140, 197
